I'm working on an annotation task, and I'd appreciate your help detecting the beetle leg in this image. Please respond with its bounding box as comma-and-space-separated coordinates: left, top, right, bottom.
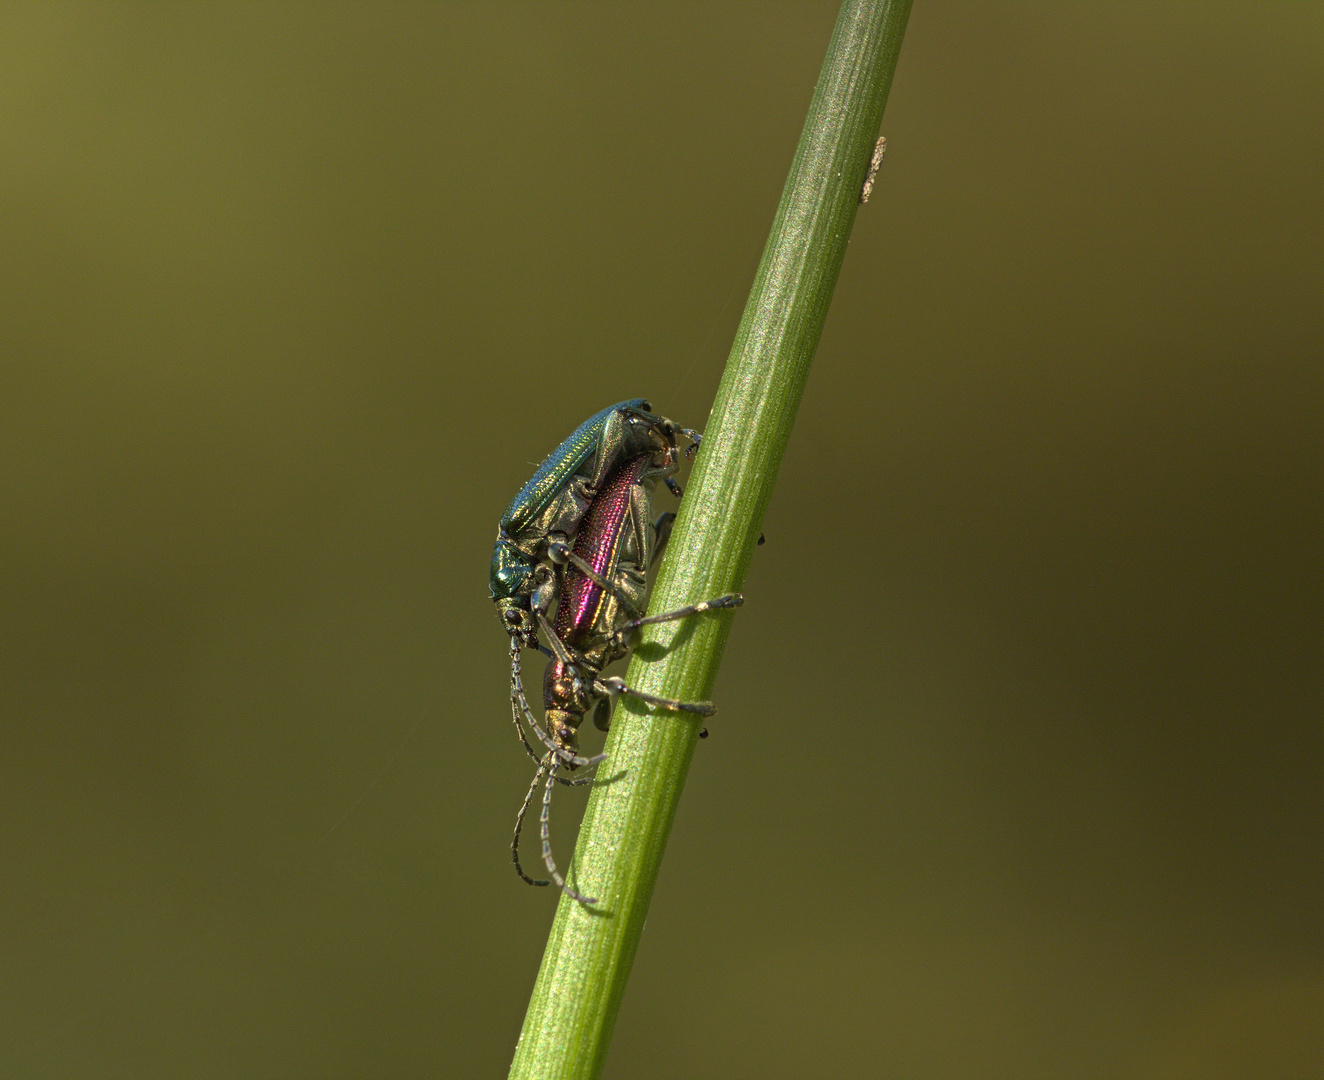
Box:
589, 694, 613, 733
649, 512, 676, 568
536, 613, 582, 666
546, 540, 630, 603
529, 564, 559, 627
597, 675, 717, 717
610, 592, 743, 649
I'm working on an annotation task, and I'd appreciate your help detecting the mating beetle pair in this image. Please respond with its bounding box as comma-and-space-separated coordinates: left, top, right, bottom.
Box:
490, 399, 698, 652
491, 401, 741, 903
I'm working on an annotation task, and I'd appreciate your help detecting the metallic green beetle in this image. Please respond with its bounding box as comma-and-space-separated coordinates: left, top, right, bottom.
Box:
490, 400, 700, 653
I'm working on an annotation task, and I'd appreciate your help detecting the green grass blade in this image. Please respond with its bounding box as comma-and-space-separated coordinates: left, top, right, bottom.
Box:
510, 3, 912, 1076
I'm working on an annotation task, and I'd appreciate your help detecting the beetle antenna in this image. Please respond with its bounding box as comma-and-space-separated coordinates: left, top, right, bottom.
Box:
510, 637, 607, 772
512, 756, 551, 887
540, 756, 597, 904
509, 642, 596, 783
509, 691, 596, 786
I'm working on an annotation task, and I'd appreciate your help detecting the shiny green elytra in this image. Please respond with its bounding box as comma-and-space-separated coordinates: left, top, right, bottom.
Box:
490, 400, 699, 649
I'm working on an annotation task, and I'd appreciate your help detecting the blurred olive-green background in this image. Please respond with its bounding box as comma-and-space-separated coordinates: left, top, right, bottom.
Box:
2, 4, 1320, 1077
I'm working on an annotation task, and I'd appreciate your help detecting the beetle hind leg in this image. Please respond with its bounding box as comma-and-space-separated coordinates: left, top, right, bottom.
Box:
610, 592, 743, 649
597, 675, 718, 717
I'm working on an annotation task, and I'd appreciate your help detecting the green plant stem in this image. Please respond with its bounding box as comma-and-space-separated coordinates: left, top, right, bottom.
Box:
509, 3, 911, 1077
